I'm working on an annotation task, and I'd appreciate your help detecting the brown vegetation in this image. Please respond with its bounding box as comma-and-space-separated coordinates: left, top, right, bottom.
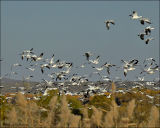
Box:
0, 82, 160, 128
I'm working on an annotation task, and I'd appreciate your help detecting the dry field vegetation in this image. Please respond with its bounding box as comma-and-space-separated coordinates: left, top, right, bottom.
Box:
0, 83, 160, 128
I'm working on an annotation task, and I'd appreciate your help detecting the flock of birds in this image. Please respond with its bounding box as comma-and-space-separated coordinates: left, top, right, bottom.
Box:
0, 48, 159, 85
0, 11, 159, 100
104, 11, 155, 44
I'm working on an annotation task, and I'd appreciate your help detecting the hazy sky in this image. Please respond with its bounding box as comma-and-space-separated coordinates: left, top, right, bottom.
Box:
1, 1, 159, 81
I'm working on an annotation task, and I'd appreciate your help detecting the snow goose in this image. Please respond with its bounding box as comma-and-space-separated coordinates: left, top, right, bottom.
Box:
83, 52, 92, 61
144, 26, 154, 35
145, 37, 154, 44
129, 11, 142, 19
103, 62, 116, 75
139, 17, 151, 25
40, 64, 50, 74
104, 20, 115, 30
138, 33, 146, 40
25, 67, 35, 72
121, 59, 139, 77
31, 53, 44, 61
89, 55, 100, 64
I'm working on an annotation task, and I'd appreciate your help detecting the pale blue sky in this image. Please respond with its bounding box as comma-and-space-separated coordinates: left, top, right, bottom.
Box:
1, 1, 159, 81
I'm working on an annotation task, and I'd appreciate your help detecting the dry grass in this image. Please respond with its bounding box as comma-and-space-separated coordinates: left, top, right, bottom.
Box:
91, 106, 103, 128
82, 107, 91, 128
147, 106, 160, 127
7, 107, 18, 126
127, 99, 135, 120
103, 100, 119, 128
1, 82, 159, 128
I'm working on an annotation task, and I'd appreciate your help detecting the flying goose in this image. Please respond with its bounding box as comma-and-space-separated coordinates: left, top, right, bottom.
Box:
25, 75, 33, 80
102, 76, 110, 81
75, 62, 87, 68
25, 67, 35, 71
23, 48, 34, 54
137, 76, 145, 81
48, 74, 55, 79
144, 26, 154, 35
11, 63, 22, 71
40, 64, 50, 74
92, 66, 104, 71
103, 62, 116, 75
46, 54, 55, 65
80, 64, 85, 68
65, 62, 73, 68
89, 56, 100, 64
143, 58, 156, 66
139, 17, 151, 25
104, 20, 115, 30
11, 72, 18, 75
31, 53, 44, 61
145, 38, 154, 44
129, 11, 142, 19
57, 61, 66, 69
55, 73, 66, 81
20, 48, 34, 60
138, 33, 146, 40
121, 59, 139, 77
42, 79, 53, 86
141, 65, 159, 74
83, 52, 92, 61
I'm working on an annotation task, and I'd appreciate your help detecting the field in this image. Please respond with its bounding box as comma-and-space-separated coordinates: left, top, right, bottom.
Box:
0, 83, 159, 128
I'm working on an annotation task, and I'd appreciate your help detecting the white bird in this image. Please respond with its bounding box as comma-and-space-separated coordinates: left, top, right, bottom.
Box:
144, 26, 154, 35
20, 48, 34, 60
137, 76, 144, 81
139, 17, 151, 25
42, 79, 53, 86
55, 72, 66, 81
11, 63, 22, 71
57, 61, 66, 69
23, 48, 34, 54
25, 75, 33, 80
48, 74, 54, 79
25, 53, 32, 61
104, 20, 115, 30
83, 52, 92, 61
145, 38, 154, 44
26, 67, 35, 71
76, 63, 87, 68
89, 56, 100, 64
106, 94, 111, 98
92, 66, 104, 71
138, 33, 146, 40
46, 54, 55, 65
102, 76, 110, 81
31, 53, 44, 61
70, 75, 81, 82
143, 58, 156, 66
65, 62, 73, 68
12, 63, 22, 67
121, 59, 139, 77
103, 62, 116, 75
141, 65, 159, 74
50, 64, 58, 68
129, 11, 142, 19
40, 64, 50, 74
80, 64, 86, 68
